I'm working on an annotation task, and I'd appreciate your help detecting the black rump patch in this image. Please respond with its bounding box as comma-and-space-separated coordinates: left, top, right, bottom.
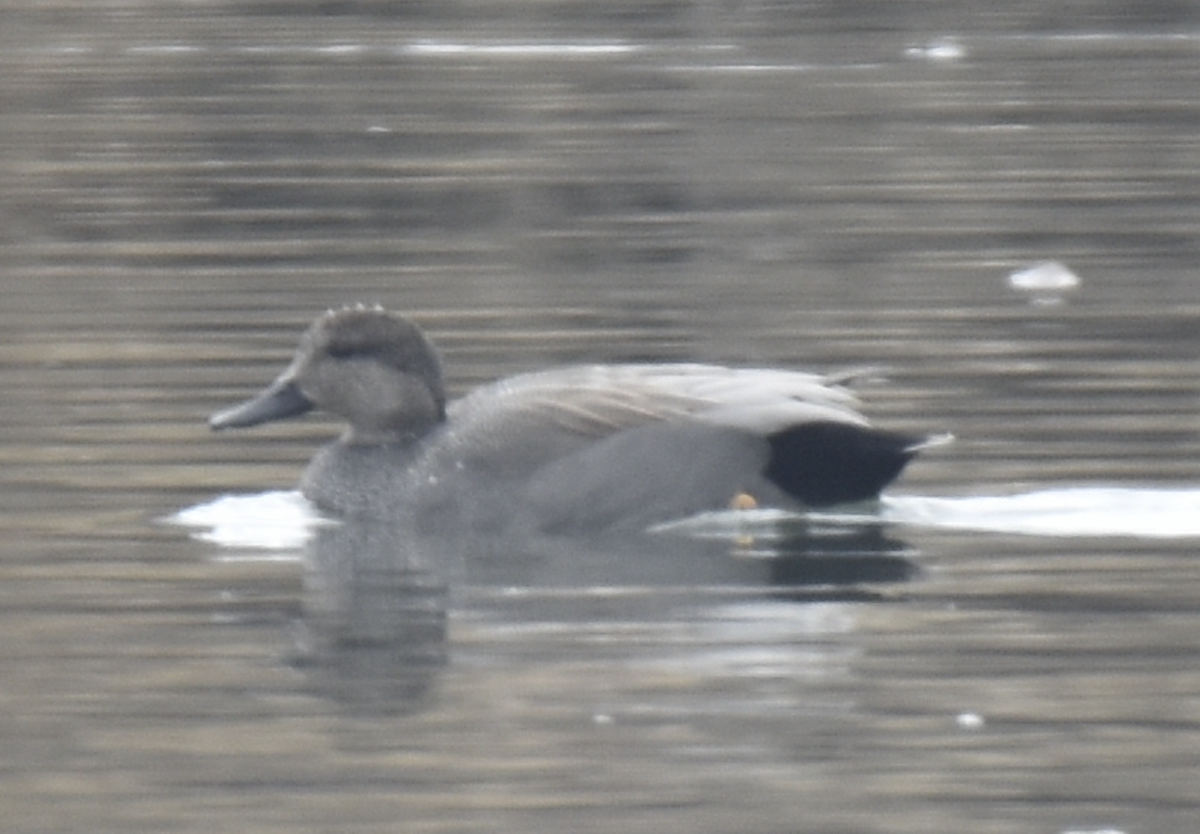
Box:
765, 421, 921, 507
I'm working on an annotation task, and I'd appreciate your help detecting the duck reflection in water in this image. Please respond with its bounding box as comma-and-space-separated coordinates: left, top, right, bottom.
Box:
294, 513, 916, 715
292, 521, 450, 717
211, 305, 944, 535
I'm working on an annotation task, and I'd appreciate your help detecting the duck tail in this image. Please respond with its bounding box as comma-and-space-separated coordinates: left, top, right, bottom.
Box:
823, 366, 889, 388
904, 432, 955, 454
765, 422, 948, 507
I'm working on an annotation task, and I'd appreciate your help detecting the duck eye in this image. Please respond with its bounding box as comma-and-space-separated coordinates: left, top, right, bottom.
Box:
327, 341, 379, 360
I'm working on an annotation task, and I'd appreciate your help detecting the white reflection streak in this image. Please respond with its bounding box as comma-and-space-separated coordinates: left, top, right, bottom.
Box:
124, 44, 205, 55
402, 39, 640, 58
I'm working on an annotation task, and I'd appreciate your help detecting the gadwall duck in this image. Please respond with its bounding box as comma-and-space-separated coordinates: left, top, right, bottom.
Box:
211, 306, 940, 532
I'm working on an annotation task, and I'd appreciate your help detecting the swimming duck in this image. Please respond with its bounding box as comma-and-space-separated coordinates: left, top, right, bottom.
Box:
211, 305, 940, 532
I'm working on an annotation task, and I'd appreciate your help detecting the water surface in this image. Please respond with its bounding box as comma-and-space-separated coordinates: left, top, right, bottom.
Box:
4, 3, 1200, 833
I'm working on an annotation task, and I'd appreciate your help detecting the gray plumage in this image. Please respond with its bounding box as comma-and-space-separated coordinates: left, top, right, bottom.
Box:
211, 306, 939, 533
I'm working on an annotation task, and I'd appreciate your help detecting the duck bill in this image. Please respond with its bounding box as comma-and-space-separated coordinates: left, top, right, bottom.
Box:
210, 377, 314, 431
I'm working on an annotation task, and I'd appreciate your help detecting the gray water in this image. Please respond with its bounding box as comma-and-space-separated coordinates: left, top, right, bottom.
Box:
4, 3, 1200, 832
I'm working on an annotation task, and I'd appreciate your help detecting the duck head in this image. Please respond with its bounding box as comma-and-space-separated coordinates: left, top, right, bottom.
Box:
210, 306, 447, 445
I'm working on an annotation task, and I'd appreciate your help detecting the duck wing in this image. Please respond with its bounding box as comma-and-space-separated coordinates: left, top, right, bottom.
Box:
409, 363, 929, 532
439, 363, 868, 470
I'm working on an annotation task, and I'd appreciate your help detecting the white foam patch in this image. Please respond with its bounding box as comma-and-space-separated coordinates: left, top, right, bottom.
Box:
904, 37, 966, 62
1009, 260, 1080, 291
884, 487, 1200, 539
167, 490, 336, 550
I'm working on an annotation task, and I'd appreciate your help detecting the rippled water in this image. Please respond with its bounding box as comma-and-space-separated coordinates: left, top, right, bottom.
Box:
4, 3, 1200, 833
